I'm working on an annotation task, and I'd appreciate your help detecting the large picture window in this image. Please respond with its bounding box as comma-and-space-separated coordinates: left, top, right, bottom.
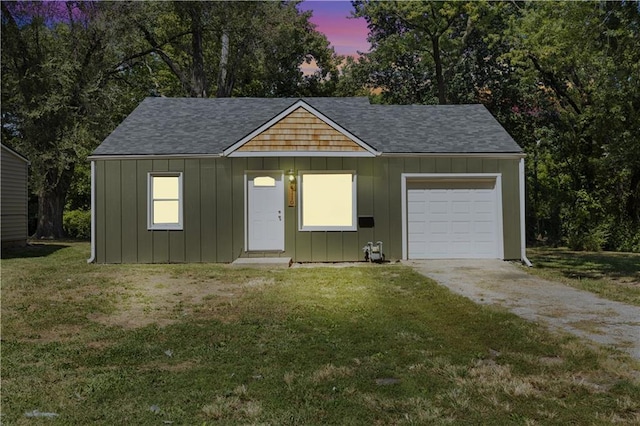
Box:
299, 172, 356, 231
148, 173, 183, 230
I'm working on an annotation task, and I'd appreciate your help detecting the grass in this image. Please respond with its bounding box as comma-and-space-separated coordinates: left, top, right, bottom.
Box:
1, 242, 639, 424
524, 247, 640, 307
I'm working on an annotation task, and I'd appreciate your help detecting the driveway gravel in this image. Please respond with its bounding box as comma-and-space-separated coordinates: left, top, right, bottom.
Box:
406, 259, 640, 360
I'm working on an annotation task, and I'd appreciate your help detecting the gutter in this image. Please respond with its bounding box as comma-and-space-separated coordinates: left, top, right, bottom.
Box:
519, 158, 533, 267
86, 153, 223, 161
380, 152, 526, 159
87, 160, 96, 263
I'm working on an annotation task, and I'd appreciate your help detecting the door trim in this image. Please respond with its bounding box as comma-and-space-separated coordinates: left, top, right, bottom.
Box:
244, 170, 285, 252
401, 173, 504, 260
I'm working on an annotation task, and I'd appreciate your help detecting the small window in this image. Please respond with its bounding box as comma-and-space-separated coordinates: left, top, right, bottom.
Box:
253, 176, 276, 187
148, 173, 183, 230
299, 172, 356, 231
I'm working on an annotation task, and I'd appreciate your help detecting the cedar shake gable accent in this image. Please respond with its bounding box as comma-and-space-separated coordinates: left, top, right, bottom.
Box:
224, 100, 379, 157
238, 107, 366, 153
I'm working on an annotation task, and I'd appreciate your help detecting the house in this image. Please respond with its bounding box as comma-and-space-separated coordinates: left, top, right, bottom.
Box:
88, 97, 529, 264
1, 143, 30, 248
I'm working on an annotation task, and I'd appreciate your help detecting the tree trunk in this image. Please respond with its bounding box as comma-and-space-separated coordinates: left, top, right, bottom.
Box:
216, 30, 231, 97
32, 168, 73, 239
627, 169, 640, 223
189, 6, 207, 98
432, 35, 447, 104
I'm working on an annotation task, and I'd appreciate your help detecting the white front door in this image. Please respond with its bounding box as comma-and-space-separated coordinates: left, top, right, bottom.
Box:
247, 173, 284, 251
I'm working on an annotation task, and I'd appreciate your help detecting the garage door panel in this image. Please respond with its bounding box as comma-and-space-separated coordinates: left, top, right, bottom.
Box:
408, 204, 426, 214
430, 201, 449, 213
409, 223, 427, 241
452, 201, 470, 213
451, 241, 473, 255
451, 221, 470, 235
408, 190, 424, 200
429, 241, 450, 255
477, 220, 495, 227
407, 182, 500, 259
473, 201, 494, 214
428, 220, 449, 235
408, 213, 421, 221
474, 218, 494, 229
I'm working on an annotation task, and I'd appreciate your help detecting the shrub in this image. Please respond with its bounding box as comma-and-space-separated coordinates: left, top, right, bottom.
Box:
63, 209, 91, 240
562, 190, 607, 251
608, 221, 640, 253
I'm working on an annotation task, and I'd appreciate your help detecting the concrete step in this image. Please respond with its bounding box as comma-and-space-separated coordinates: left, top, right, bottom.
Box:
231, 257, 292, 268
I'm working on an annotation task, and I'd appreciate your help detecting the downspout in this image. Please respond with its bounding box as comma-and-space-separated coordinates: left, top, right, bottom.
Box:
519, 158, 533, 267
87, 160, 96, 263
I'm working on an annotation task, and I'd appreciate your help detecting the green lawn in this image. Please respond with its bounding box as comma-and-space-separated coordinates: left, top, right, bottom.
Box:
525, 247, 640, 307
2, 242, 639, 424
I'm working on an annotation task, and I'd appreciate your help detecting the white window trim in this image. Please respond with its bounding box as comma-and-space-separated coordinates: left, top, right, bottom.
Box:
147, 172, 183, 231
298, 171, 357, 232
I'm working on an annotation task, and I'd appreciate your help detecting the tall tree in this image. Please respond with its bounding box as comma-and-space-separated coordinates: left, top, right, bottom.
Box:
506, 1, 640, 250
126, 1, 340, 98
1, 1, 145, 238
350, 0, 640, 251
352, 0, 476, 104
2, 1, 340, 238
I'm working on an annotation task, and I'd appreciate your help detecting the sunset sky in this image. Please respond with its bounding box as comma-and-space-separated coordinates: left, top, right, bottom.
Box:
299, 1, 370, 57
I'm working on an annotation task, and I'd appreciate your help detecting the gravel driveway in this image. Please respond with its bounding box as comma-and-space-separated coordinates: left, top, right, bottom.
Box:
406, 259, 640, 360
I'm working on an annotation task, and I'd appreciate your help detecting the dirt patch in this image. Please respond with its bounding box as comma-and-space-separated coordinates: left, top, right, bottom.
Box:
613, 277, 640, 287
21, 324, 85, 344
86, 340, 114, 350
87, 274, 274, 329
538, 356, 564, 366
568, 320, 608, 335
311, 364, 353, 383
139, 360, 200, 372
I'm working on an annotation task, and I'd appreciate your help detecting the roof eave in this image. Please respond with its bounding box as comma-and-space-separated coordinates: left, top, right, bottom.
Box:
227, 150, 378, 158
87, 153, 224, 161
1, 143, 30, 164
380, 152, 526, 159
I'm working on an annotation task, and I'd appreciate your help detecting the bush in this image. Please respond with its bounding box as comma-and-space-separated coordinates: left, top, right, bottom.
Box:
562, 190, 607, 251
608, 221, 640, 253
63, 209, 91, 240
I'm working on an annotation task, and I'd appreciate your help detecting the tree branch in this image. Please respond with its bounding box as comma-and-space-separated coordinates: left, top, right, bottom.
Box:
528, 53, 582, 115
1, 2, 30, 73
136, 23, 192, 95
110, 30, 191, 75
440, 13, 458, 37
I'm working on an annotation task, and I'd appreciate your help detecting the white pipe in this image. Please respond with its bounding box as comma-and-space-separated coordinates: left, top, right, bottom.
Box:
400, 174, 407, 259
87, 160, 96, 263
519, 158, 532, 267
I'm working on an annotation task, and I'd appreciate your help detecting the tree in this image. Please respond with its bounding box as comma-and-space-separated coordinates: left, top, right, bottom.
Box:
353, 0, 479, 104
2, 1, 340, 239
1, 1, 145, 238
333, 56, 372, 97
350, 0, 640, 251
124, 1, 340, 98
506, 1, 640, 250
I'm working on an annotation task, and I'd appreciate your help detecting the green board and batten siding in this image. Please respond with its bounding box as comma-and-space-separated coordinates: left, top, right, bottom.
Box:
94, 157, 522, 263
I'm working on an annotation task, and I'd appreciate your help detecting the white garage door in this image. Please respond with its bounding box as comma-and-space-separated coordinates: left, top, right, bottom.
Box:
407, 180, 501, 259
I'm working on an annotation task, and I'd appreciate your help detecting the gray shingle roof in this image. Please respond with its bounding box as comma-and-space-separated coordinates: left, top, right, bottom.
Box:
92, 97, 522, 156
